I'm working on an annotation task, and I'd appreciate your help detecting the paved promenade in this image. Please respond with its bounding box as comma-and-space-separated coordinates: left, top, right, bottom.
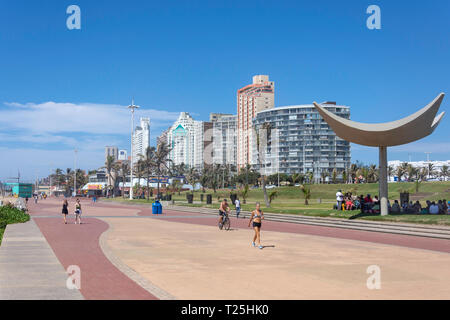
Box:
0, 219, 83, 300
1, 197, 449, 299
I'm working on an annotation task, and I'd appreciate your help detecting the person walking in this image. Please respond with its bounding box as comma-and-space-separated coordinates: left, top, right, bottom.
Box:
62, 199, 69, 224
235, 198, 241, 219
336, 190, 344, 210
74, 198, 82, 224
248, 202, 264, 249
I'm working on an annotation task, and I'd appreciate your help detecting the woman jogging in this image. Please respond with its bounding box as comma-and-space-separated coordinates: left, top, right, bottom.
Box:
74, 198, 82, 225
62, 199, 69, 224
248, 202, 264, 249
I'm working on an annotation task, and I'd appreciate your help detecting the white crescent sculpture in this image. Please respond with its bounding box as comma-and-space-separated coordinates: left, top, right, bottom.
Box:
313, 93, 445, 147
312, 93, 445, 216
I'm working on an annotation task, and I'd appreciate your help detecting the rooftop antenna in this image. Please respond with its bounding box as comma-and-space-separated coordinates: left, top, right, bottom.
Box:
8, 170, 20, 183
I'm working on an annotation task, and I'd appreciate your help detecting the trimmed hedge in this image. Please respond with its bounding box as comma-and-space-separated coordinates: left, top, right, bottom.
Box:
0, 206, 30, 245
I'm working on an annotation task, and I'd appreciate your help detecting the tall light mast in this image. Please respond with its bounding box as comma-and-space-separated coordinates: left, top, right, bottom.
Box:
128, 99, 139, 199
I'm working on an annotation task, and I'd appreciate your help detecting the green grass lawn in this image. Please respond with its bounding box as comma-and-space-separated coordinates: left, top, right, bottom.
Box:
103, 181, 450, 226
0, 206, 30, 246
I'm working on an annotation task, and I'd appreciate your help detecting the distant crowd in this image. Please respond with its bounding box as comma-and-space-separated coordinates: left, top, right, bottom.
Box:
335, 190, 450, 215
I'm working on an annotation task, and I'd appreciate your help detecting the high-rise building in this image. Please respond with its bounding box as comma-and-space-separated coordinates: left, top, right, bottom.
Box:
211, 113, 237, 166
118, 150, 128, 161
166, 112, 212, 169
237, 75, 275, 169
253, 102, 351, 182
105, 146, 118, 162
132, 117, 150, 163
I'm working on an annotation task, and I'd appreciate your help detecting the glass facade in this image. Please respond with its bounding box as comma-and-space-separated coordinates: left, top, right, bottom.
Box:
252, 104, 351, 182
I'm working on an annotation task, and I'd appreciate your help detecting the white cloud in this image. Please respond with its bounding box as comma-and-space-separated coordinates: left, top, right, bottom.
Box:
0, 101, 180, 134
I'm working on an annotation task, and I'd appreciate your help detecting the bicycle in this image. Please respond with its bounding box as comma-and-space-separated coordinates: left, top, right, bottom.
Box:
218, 212, 231, 231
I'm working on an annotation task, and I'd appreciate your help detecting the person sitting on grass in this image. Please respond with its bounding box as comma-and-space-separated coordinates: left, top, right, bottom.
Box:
443, 199, 449, 214
345, 197, 354, 211
353, 198, 361, 210
363, 194, 373, 212
429, 201, 439, 215
372, 201, 380, 214
438, 200, 445, 214
391, 200, 401, 213
413, 201, 422, 214
373, 195, 380, 204
425, 200, 431, 213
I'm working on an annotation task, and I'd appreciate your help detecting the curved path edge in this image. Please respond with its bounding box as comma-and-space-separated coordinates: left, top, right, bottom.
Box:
98, 219, 176, 300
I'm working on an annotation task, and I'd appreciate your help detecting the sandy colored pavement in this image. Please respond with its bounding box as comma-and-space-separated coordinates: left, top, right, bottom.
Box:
102, 217, 450, 300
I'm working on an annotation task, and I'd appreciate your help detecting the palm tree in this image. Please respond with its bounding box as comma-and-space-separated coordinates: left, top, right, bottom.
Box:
141, 146, 156, 201
387, 165, 394, 182
440, 165, 449, 181
65, 168, 72, 195
300, 184, 311, 205
119, 161, 129, 198
199, 166, 210, 193
152, 141, 172, 197
307, 171, 314, 184
134, 159, 146, 197
396, 162, 408, 182
331, 168, 337, 184
240, 184, 249, 204
291, 173, 304, 186
406, 164, 418, 182
368, 164, 378, 183
184, 167, 200, 193
104, 155, 117, 197
427, 163, 436, 180
254, 122, 271, 207
320, 171, 328, 184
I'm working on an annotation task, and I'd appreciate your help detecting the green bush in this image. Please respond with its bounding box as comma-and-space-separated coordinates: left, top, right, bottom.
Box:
0, 206, 30, 245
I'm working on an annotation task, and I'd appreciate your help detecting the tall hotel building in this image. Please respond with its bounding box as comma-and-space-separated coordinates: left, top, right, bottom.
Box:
210, 113, 237, 166
132, 117, 151, 163
253, 102, 351, 182
237, 75, 275, 169
166, 112, 212, 169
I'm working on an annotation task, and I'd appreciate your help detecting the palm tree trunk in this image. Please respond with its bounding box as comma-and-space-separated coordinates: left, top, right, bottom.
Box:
147, 168, 150, 201
261, 175, 270, 207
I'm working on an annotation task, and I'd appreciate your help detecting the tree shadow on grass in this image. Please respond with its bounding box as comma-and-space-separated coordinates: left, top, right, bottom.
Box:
349, 212, 422, 220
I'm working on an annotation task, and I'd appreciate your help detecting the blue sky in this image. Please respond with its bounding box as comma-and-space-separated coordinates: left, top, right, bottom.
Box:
0, 0, 449, 181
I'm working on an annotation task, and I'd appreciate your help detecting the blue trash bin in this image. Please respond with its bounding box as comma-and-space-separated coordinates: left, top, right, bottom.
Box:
157, 201, 163, 214
152, 200, 163, 214
152, 202, 159, 214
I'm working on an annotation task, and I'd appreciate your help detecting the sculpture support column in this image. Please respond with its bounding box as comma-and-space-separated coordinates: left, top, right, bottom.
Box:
379, 146, 388, 216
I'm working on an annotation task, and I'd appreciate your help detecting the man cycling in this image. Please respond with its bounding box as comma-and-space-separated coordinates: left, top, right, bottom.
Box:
218, 198, 231, 225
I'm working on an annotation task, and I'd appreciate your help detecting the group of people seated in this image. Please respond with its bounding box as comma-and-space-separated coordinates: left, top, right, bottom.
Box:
391, 199, 449, 214
335, 189, 450, 215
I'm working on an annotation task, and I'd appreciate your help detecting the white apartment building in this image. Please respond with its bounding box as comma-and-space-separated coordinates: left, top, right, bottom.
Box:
118, 149, 128, 161
211, 113, 237, 166
237, 75, 275, 169
132, 117, 150, 163
166, 112, 211, 169
105, 146, 118, 162
388, 160, 450, 181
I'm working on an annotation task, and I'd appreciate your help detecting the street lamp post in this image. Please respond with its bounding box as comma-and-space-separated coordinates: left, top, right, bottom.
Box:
128, 99, 139, 200
73, 149, 77, 197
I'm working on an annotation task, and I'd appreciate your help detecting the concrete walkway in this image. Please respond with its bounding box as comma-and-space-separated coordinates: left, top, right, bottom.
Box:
0, 219, 83, 300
